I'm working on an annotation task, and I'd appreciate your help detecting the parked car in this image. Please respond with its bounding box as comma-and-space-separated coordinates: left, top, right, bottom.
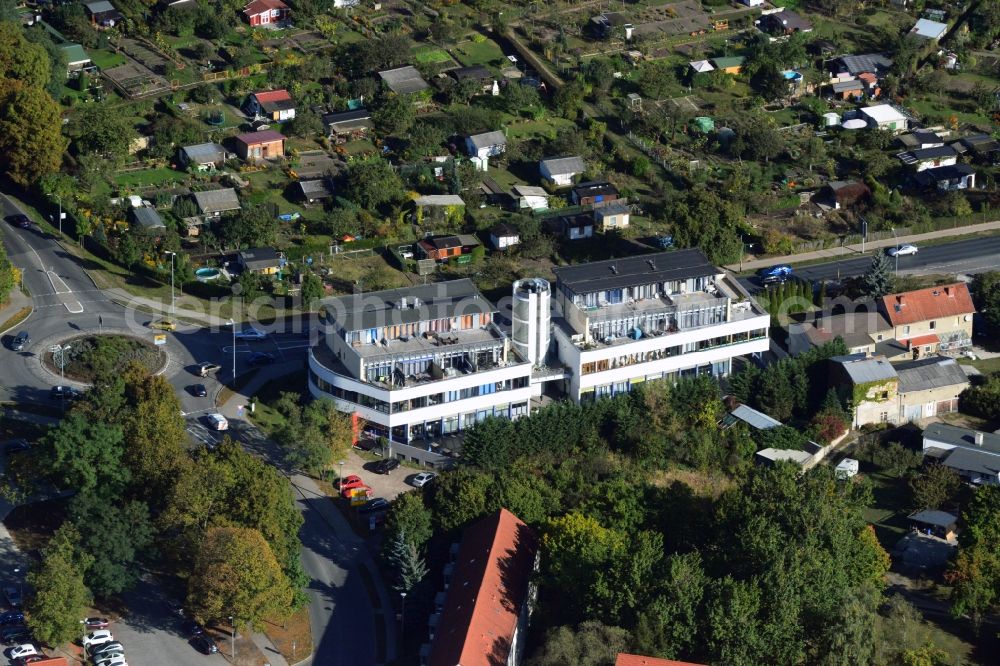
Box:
92, 647, 125, 663
14, 655, 44, 665
373, 458, 400, 475
196, 362, 221, 377
10, 331, 29, 352
234, 327, 268, 340
9, 644, 37, 659
82, 630, 113, 648
411, 472, 436, 488
181, 619, 204, 636
887, 244, 918, 257
5, 214, 30, 229
4, 586, 22, 607
191, 634, 218, 655
354, 438, 377, 452
205, 413, 229, 431
84, 617, 110, 630
93, 656, 127, 666
189, 384, 208, 398
149, 319, 177, 331
0, 626, 30, 644
247, 352, 275, 366
757, 264, 793, 284
337, 475, 365, 493
0, 610, 24, 625
358, 498, 390, 514
50, 385, 82, 401
90, 641, 123, 657
2, 440, 30, 455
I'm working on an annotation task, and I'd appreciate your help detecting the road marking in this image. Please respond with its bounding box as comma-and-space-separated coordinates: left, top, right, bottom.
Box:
275, 342, 311, 351
64, 301, 84, 314
47, 271, 72, 294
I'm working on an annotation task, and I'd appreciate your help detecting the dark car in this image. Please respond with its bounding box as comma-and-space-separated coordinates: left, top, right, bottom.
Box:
757, 264, 793, 284
181, 619, 204, 636
189, 384, 208, 398
358, 497, 390, 514
84, 617, 109, 630
373, 458, 400, 475
0, 611, 24, 625
50, 385, 82, 401
191, 634, 218, 655
0, 626, 30, 644
2, 440, 30, 455
10, 331, 29, 352
247, 352, 275, 366
14, 655, 44, 666
354, 438, 377, 452
5, 214, 30, 229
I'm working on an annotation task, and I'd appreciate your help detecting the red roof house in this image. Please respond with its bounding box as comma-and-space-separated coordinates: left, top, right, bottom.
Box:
427, 509, 538, 666
878, 283, 975, 356
616, 655, 707, 666
245, 89, 296, 121
234, 130, 286, 161
243, 0, 289, 26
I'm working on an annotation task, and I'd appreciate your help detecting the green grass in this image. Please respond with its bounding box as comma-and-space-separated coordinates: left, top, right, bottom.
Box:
506, 116, 576, 139
861, 468, 911, 549
90, 49, 126, 70
452, 39, 505, 67
958, 356, 1000, 375
115, 167, 185, 188
413, 46, 452, 64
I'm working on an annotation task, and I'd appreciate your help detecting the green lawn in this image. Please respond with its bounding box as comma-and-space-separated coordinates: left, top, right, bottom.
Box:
413, 46, 452, 64
861, 468, 911, 549
90, 49, 126, 70
116, 167, 186, 188
452, 39, 505, 67
959, 356, 1000, 375
506, 116, 576, 139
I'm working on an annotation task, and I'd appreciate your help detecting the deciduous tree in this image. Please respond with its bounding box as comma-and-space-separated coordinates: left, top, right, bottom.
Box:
0, 80, 66, 187
909, 464, 961, 511
25, 524, 93, 646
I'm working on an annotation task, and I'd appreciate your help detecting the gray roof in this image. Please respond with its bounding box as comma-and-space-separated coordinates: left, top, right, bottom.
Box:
415, 195, 465, 207
85, 0, 117, 13
378, 66, 429, 95
322, 109, 372, 132
193, 188, 240, 214
896, 357, 969, 393
729, 404, 783, 431
832, 80, 864, 93
941, 447, 1000, 477
297, 179, 334, 199
131, 207, 165, 231
756, 448, 812, 465
451, 65, 493, 81
467, 131, 507, 151
322, 278, 495, 333
898, 145, 956, 163
923, 423, 1000, 455
181, 142, 226, 164
540, 156, 586, 176
512, 185, 548, 197
238, 247, 281, 270
909, 510, 957, 528
594, 203, 629, 218
832, 354, 898, 384
553, 248, 718, 296
836, 53, 893, 75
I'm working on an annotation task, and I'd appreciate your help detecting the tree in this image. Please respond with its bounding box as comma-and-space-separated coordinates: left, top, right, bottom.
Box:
300, 272, 323, 307
0, 21, 51, 88
502, 82, 542, 118
25, 525, 93, 647
43, 413, 129, 496
750, 63, 788, 102
68, 103, 139, 167
971, 271, 1000, 334
860, 250, 894, 299
527, 621, 631, 666
385, 531, 428, 593
384, 491, 433, 551
909, 464, 961, 511
949, 486, 1000, 626
0, 80, 66, 187
218, 203, 278, 249
373, 95, 415, 136
69, 492, 155, 596
276, 398, 352, 474
960, 372, 1000, 420
285, 108, 323, 138
186, 526, 294, 629
634, 552, 706, 659
404, 120, 446, 160
345, 158, 405, 210
427, 468, 495, 532
0, 239, 18, 304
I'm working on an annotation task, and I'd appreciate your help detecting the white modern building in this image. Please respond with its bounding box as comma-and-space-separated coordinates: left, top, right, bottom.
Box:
308, 279, 533, 447
549, 249, 770, 402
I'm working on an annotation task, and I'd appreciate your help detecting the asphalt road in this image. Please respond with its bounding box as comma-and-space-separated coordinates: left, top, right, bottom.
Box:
740, 235, 1000, 291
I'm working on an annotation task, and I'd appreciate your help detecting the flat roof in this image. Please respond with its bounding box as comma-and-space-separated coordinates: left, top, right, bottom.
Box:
552, 248, 719, 295
467, 130, 507, 150
861, 105, 907, 123
192, 188, 240, 213
729, 404, 783, 430
239, 247, 281, 268
378, 66, 429, 94
415, 194, 465, 207
182, 142, 226, 162
756, 448, 812, 465
540, 155, 586, 175
909, 509, 957, 528
235, 130, 286, 145
836, 53, 893, 75
912, 18, 947, 39
832, 354, 898, 384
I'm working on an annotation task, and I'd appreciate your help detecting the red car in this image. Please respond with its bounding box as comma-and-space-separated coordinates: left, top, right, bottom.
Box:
337, 475, 365, 497
84, 617, 110, 630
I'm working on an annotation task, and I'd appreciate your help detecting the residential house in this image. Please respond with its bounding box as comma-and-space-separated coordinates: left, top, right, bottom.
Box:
910, 18, 948, 41
689, 60, 715, 75
551, 213, 594, 241
414, 195, 466, 227
830, 53, 894, 81
245, 89, 296, 121
896, 356, 969, 422
130, 207, 165, 235
60, 44, 92, 72
831, 79, 864, 100
571, 181, 620, 206
192, 188, 241, 218
823, 180, 870, 209
539, 156, 586, 187
912, 164, 977, 191
830, 354, 899, 428
296, 179, 335, 204
897, 145, 957, 171
711, 56, 745, 75
234, 130, 286, 161
416, 235, 478, 262
426, 509, 538, 666
922, 423, 1000, 486
465, 131, 507, 159
84, 1, 123, 26
877, 283, 975, 357
178, 142, 227, 171
307, 279, 534, 446
787, 310, 891, 356
31, 659, 70, 666
616, 655, 707, 666
378, 66, 430, 95
238, 247, 283, 275
489, 223, 520, 250
759, 9, 813, 36
594, 203, 630, 232
589, 12, 629, 39
322, 109, 372, 142
512, 185, 549, 211
860, 105, 909, 132
909, 510, 958, 540
242, 0, 289, 26
897, 130, 945, 151
450, 65, 494, 94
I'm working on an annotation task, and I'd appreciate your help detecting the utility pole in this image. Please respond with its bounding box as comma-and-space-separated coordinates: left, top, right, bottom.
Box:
164, 251, 176, 318
228, 616, 236, 661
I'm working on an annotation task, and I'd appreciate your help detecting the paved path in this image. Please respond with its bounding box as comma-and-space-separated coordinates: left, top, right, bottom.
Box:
726, 220, 1000, 273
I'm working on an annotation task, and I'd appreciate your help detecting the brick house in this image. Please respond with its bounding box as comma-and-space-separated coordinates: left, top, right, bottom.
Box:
234, 130, 286, 161
242, 0, 289, 26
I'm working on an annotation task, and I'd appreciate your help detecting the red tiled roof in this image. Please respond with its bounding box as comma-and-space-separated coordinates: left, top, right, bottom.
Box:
427, 509, 538, 666
253, 89, 292, 104
243, 0, 287, 15
858, 72, 877, 83
616, 654, 707, 666
880, 283, 975, 327
32, 659, 70, 666
235, 130, 286, 145
905, 333, 940, 347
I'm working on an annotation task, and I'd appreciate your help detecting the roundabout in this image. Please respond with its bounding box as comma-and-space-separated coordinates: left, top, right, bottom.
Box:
42, 333, 167, 384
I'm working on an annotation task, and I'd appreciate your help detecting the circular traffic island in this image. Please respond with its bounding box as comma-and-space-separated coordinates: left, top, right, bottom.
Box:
44, 334, 167, 383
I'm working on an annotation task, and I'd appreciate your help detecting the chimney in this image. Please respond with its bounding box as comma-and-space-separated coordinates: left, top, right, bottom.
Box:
975, 431, 984, 446
897, 295, 905, 305
944, 286, 952, 296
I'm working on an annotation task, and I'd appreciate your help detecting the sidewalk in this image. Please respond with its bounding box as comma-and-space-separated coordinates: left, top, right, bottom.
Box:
726, 220, 1000, 273
0, 288, 33, 335
104, 287, 231, 328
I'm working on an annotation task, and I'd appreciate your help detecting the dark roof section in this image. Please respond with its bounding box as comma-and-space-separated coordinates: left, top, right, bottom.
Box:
323, 278, 495, 332
897, 145, 956, 164
322, 109, 372, 131
238, 247, 282, 270
378, 66, 429, 95
571, 181, 620, 199
909, 509, 957, 529
913, 163, 975, 186
450, 65, 493, 82
923, 422, 1000, 454
490, 222, 518, 237
895, 356, 969, 393
941, 447, 1000, 477
235, 130, 286, 145
420, 235, 462, 250
131, 207, 165, 231
297, 179, 335, 199
553, 248, 719, 295
835, 53, 893, 76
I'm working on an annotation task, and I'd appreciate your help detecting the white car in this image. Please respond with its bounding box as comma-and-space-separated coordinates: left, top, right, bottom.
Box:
10, 644, 37, 659
887, 244, 918, 257
83, 630, 114, 648
95, 656, 127, 666
234, 327, 268, 340
206, 413, 229, 431
411, 472, 436, 488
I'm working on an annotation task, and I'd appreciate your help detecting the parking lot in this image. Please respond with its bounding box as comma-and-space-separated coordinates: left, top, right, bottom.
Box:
336, 450, 428, 502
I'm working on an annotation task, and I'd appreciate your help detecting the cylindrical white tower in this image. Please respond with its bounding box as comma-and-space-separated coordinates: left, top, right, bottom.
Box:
512, 278, 551, 367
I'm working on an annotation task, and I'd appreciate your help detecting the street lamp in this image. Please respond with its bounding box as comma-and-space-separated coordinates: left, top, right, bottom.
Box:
228, 616, 236, 660
79, 619, 86, 647
13, 568, 23, 606
164, 251, 176, 318
227, 319, 236, 382
400, 591, 407, 647
339, 460, 345, 489
49, 193, 63, 237
50, 344, 71, 385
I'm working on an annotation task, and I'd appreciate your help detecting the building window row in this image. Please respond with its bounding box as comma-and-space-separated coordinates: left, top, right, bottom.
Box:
580, 359, 731, 402
579, 330, 765, 376
343, 313, 487, 346
311, 370, 391, 413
